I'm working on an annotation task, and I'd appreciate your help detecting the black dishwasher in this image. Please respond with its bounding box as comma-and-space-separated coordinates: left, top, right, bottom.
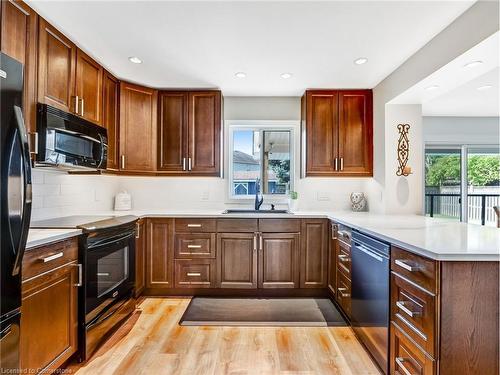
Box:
351, 231, 390, 374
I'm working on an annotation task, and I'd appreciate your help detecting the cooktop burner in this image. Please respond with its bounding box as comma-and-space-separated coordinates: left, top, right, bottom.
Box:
30, 214, 138, 231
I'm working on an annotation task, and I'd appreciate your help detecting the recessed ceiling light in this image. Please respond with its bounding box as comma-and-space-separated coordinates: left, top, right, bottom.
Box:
128, 56, 142, 64
425, 85, 440, 91
463, 60, 483, 68
235, 72, 247, 78
477, 84, 493, 91
280, 73, 293, 79
354, 57, 368, 65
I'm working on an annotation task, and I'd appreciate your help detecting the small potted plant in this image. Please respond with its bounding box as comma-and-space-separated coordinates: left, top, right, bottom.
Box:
288, 191, 298, 212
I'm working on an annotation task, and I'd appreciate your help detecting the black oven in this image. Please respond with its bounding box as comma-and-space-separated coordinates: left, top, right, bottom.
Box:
79, 218, 137, 361
36, 103, 107, 170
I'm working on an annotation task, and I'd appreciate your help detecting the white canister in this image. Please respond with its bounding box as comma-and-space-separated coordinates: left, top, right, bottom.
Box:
114, 191, 132, 211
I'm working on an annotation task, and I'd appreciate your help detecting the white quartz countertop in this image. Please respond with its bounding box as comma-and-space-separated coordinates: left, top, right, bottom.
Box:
26, 229, 82, 250
29, 210, 500, 261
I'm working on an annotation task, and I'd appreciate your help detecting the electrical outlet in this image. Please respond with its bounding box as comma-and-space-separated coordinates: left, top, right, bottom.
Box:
201, 190, 210, 200
316, 192, 330, 201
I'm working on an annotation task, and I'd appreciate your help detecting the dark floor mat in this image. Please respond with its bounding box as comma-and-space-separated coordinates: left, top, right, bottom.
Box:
179, 297, 347, 327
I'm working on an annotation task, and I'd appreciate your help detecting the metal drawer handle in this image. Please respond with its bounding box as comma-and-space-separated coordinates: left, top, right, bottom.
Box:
136, 222, 140, 239
41, 252, 63, 263
187, 224, 202, 228
395, 259, 421, 272
338, 254, 349, 262
186, 272, 201, 277
396, 301, 421, 318
97, 272, 110, 277
338, 230, 350, 239
337, 287, 350, 298
331, 223, 338, 239
75, 264, 83, 287
395, 357, 413, 375
187, 245, 202, 249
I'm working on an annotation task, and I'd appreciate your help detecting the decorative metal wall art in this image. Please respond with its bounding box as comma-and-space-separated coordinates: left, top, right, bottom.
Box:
396, 123, 412, 176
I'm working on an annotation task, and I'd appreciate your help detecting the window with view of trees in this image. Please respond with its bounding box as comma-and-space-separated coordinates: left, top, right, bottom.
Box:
230, 128, 292, 198
425, 146, 500, 226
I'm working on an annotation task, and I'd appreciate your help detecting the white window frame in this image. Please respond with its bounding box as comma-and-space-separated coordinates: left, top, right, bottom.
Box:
226, 120, 297, 203
423, 143, 500, 223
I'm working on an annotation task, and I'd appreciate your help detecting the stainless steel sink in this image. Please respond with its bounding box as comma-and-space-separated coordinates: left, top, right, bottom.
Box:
223, 209, 290, 214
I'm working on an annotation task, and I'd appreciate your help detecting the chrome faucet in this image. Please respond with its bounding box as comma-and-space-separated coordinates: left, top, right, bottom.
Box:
254, 178, 264, 210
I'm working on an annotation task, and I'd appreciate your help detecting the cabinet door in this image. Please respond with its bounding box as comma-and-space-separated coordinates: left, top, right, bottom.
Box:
20, 263, 78, 372
1, 0, 38, 133
75, 49, 103, 125
259, 233, 300, 289
187, 91, 221, 175
328, 222, 337, 296
37, 18, 76, 113
338, 90, 373, 176
303, 91, 338, 176
158, 92, 188, 172
300, 219, 328, 288
146, 218, 174, 289
217, 233, 257, 289
102, 71, 119, 170
119, 82, 157, 172
135, 219, 146, 297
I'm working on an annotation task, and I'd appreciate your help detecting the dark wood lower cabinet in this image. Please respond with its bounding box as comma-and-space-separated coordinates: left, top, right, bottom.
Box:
217, 232, 257, 289
135, 219, 146, 297
300, 219, 328, 288
259, 233, 300, 288
20, 240, 79, 373
146, 218, 174, 289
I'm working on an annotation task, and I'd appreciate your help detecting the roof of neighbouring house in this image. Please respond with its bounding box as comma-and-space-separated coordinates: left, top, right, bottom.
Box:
233, 150, 259, 165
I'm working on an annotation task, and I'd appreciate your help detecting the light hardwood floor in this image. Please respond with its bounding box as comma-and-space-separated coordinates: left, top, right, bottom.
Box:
71, 298, 381, 375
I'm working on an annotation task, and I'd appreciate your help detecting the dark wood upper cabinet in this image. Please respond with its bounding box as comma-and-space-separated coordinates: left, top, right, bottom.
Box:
338, 90, 373, 175
188, 91, 221, 175
300, 219, 328, 288
301, 89, 372, 177
217, 232, 257, 289
158, 92, 188, 172
119, 82, 157, 172
37, 18, 77, 114
1, 0, 38, 133
259, 232, 300, 289
102, 71, 119, 170
303, 91, 338, 175
146, 218, 174, 289
157, 90, 221, 176
75, 49, 103, 125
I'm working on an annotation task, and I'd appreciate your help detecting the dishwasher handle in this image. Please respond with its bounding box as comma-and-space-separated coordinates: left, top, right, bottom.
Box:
353, 242, 387, 262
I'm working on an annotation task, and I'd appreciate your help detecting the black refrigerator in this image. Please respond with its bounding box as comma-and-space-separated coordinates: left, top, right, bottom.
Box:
0, 52, 32, 371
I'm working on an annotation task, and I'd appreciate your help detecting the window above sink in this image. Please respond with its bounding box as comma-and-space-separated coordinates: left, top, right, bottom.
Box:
227, 121, 296, 202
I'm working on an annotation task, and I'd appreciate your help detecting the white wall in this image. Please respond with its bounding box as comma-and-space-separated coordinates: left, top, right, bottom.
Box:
367, 0, 499, 214
31, 169, 119, 221
423, 116, 500, 145
384, 104, 423, 214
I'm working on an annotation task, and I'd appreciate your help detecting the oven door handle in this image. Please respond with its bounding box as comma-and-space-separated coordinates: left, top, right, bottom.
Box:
87, 233, 135, 250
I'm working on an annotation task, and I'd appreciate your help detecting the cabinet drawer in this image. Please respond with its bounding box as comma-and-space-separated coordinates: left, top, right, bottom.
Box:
22, 238, 79, 281
391, 273, 436, 357
174, 233, 216, 258
336, 271, 351, 317
391, 247, 437, 294
175, 218, 216, 233
390, 323, 435, 375
336, 244, 351, 279
217, 219, 258, 232
259, 219, 301, 233
175, 259, 216, 288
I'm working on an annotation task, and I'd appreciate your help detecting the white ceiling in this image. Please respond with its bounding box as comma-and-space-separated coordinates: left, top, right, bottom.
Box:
391, 32, 499, 116
423, 68, 499, 116
27, 1, 474, 96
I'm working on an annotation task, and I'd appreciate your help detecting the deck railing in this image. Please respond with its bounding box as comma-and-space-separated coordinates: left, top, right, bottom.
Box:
425, 193, 500, 226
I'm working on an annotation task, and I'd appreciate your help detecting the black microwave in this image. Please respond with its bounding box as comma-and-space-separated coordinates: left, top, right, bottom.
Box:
36, 103, 108, 170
